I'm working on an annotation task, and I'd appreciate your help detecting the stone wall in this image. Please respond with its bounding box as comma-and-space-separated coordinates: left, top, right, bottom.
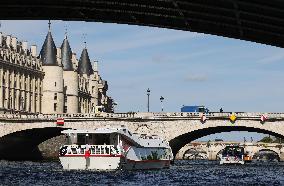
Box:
38, 135, 66, 160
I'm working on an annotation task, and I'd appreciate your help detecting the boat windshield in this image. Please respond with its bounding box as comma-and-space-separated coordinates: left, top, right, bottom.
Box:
66, 133, 114, 146
222, 146, 244, 158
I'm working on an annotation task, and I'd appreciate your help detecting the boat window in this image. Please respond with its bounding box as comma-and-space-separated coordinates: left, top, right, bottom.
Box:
77, 134, 86, 145
92, 134, 110, 145
222, 146, 244, 158
65, 135, 71, 145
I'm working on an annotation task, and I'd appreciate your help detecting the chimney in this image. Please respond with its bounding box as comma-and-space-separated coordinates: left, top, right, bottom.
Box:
56, 48, 61, 58
72, 53, 78, 68
6, 35, 11, 47
93, 60, 98, 72
31, 45, 37, 57
22, 41, 28, 52
11, 37, 17, 50
56, 47, 62, 66
72, 53, 77, 61
0, 32, 2, 46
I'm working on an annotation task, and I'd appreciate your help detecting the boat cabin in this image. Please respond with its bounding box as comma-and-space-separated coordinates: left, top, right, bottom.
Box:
63, 129, 121, 147
222, 146, 244, 159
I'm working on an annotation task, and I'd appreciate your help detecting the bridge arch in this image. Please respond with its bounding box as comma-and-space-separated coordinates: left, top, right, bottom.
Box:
0, 127, 67, 160
255, 149, 281, 162
182, 147, 207, 160
169, 126, 284, 158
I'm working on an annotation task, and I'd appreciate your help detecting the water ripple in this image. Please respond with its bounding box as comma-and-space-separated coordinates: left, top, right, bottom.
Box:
0, 160, 284, 185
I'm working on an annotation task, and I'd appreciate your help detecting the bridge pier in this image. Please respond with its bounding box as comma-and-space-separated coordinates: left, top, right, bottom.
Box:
279, 152, 284, 162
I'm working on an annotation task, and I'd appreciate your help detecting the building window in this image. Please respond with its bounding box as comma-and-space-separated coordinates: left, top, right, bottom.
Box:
54, 103, 57, 111
54, 93, 57, 100
64, 105, 67, 113
55, 82, 56, 87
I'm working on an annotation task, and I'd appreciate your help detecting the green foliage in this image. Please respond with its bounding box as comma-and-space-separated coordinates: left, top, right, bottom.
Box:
273, 137, 283, 143
258, 136, 274, 143
258, 136, 284, 143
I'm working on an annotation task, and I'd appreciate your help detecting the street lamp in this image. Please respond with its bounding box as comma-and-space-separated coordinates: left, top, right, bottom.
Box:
147, 88, 150, 112
112, 102, 117, 113
160, 96, 164, 112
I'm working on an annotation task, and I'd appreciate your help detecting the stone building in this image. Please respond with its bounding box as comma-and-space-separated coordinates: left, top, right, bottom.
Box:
0, 26, 113, 114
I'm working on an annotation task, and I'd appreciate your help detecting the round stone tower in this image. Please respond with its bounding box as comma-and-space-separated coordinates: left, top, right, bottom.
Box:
61, 35, 78, 113
40, 24, 64, 114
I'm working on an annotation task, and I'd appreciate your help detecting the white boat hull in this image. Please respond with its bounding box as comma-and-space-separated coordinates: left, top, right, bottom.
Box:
60, 156, 122, 170
59, 156, 170, 170
220, 157, 245, 165
123, 159, 170, 170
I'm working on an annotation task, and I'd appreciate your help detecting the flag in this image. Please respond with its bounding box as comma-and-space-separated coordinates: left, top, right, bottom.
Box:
200, 114, 207, 123
260, 115, 268, 122
56, 118, 64, 126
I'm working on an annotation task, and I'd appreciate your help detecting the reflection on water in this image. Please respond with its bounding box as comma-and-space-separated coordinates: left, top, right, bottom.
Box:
0, 160, 284, 185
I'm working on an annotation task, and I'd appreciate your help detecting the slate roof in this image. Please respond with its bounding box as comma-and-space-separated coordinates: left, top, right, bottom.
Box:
78, 48, 93, 76
61, 36, 73, 71
40, 31, 57, 66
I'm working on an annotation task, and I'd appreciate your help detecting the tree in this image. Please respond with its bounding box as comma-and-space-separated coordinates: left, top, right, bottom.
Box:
258, 136, 273, 143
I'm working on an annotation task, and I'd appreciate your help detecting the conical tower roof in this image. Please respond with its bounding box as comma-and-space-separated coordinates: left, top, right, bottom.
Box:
78, 48, 93, 76
61, 36, 73, 71
40, 30, 57, 66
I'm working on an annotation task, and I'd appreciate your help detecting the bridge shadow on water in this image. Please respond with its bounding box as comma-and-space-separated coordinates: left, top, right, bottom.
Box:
169, 126, 284, 158
0, 127, 66, 160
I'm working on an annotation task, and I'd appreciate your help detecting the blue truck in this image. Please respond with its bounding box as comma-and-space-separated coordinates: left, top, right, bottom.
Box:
181, 105, 206, 112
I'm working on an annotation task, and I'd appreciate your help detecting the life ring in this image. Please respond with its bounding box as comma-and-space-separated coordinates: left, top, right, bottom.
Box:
59, 146, 68, 156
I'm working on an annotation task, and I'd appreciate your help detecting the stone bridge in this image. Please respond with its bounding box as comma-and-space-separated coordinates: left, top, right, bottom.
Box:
176, 141, 284, 161
1, 112, 284, 160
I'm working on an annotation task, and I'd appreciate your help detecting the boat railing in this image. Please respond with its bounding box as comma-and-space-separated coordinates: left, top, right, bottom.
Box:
64, 145, 120, 156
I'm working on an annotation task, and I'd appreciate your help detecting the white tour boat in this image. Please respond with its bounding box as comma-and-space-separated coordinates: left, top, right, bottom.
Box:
219, 145, 245, 165
59, 126, 173, 170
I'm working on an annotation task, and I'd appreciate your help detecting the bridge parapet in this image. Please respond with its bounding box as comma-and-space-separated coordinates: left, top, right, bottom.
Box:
0, 112, 284, 121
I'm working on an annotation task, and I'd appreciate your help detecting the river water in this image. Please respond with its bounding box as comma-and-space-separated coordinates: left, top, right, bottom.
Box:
1, 160, 284, 185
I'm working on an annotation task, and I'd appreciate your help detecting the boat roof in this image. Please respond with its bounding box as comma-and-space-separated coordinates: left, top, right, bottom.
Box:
61, 127, 126, 134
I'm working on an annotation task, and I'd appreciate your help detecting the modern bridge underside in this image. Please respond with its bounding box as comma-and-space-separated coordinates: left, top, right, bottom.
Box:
1, 0, 284, 47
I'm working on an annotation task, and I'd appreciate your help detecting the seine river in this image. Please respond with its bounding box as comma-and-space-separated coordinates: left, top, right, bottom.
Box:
1, 160, 284, 185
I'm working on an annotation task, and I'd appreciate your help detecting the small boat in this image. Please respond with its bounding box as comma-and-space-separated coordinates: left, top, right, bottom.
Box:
219, 145, 245, 165
59, 126, 173, 170
243, 153, 252, 162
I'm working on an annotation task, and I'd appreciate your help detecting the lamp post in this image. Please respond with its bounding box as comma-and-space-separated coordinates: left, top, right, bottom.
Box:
160, 96, 164, 112
147, 88, 150, 112
112, 102, 117, 113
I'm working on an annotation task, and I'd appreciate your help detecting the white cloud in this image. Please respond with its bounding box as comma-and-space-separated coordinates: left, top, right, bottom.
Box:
87, 30, 201, 54
257, 53, 284, 64
184, 74, 208, 82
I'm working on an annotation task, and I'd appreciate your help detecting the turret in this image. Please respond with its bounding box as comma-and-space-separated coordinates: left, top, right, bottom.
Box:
78, 48, 93, 76
40, 22, 64, 114
61, 35, 78, 113
78, 47, 97, 113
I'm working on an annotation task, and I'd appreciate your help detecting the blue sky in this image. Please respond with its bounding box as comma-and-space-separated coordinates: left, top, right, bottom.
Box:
2, 20, 284, 142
